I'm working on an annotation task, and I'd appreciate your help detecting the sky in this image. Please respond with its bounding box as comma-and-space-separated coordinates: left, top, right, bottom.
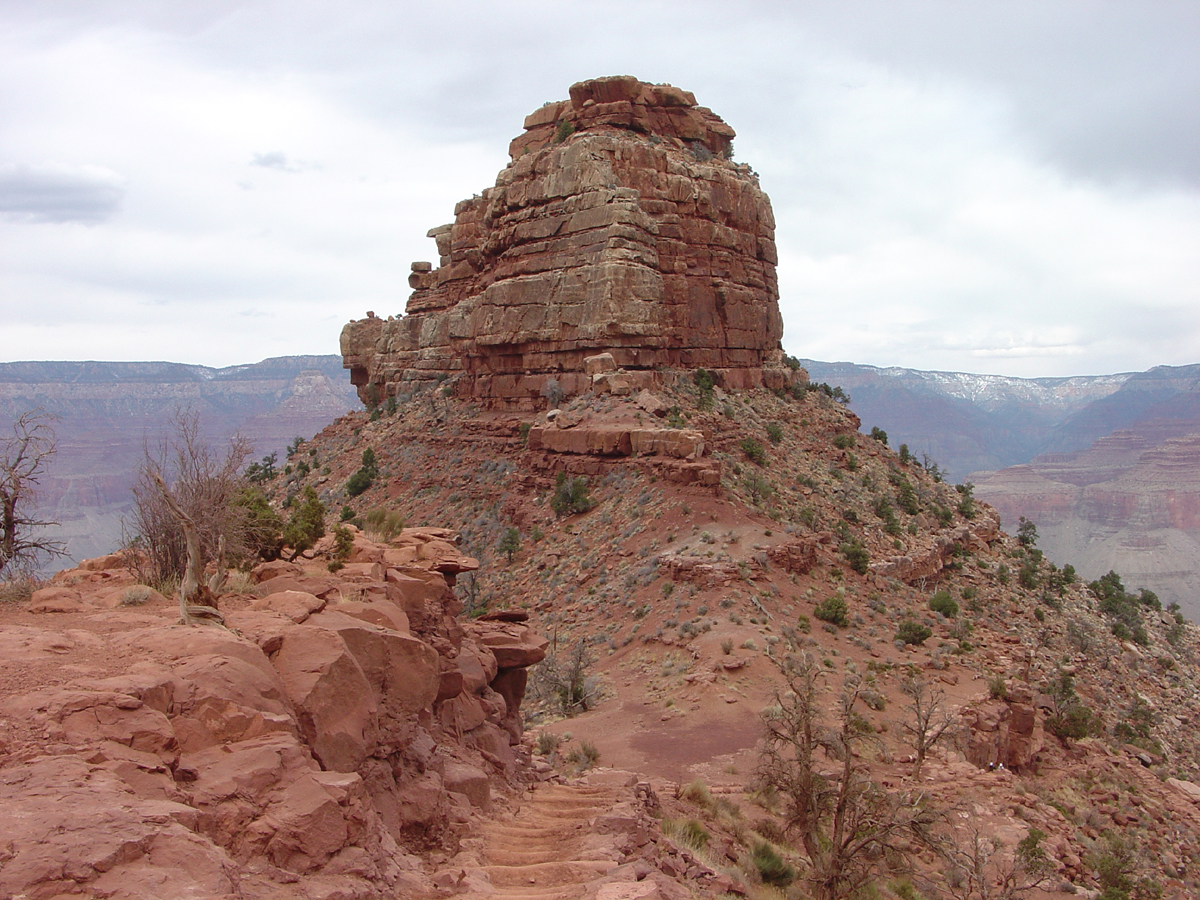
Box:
1, 0, 1198, 379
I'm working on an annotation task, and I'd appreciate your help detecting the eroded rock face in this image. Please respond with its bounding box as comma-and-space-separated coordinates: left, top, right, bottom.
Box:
0, 531, 546, 900
342, 75, 785, 408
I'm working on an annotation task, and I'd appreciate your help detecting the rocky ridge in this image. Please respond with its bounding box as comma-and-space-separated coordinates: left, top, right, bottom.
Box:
341, 76, 790, 409
281, 362, 1200, 897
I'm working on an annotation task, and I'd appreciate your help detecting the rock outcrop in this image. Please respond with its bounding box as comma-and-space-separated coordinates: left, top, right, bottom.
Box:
0, 529, 546, 899
342, 75, 787, 408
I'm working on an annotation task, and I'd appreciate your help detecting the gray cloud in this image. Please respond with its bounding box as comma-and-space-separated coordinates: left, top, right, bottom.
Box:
250, 151, 318, 173
0, 0, 1196, 376
251, 151, 291, 170
0, 163, 125, 223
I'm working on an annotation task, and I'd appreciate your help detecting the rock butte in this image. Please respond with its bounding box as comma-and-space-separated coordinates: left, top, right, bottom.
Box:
341, 75, 794, 408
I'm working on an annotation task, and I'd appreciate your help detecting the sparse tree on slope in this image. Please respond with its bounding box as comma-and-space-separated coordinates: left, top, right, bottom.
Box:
758, 652, 938, 900
0, 410, 66, 577
901, 676, 957, 781
129, 411, 254, 615
930, 822, 1051, 900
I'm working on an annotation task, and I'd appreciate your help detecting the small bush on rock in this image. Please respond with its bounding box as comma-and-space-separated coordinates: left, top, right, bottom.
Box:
839, 539, 870, 575
929, 590, 959, 618
752, 841, 795, 887
740, 438, 767, 466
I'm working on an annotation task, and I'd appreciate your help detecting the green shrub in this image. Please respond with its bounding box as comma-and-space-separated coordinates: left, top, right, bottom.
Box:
814, 595, 849, 627
869, 426, 888, 445
956, 482, 976, 518
346, 447, 379, 497
896, 619, 932, 646
874, 498, 901, 535
553, 119, 576, 143
282, 486, 326, 561
894, 477, 920, 515
766, 423, 783, 444
1017, 515, 1038, 548
245, 451, 279, 483
740, 438, 767, 466
833, 433, 855, 450
693, 368, 716, 409
1018, 559, 1040, 589
551, 472, 596, 516
752, 841, 795, 887
929, 590, 958, 618
839, 539, 869, 575
1046, 704, 1097, 741
498, 526, 521, 562
232, 486, 284, 562
331, 524, 354, 563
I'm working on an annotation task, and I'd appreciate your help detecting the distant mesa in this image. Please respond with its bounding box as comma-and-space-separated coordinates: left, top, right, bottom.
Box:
341, 75, 793, 408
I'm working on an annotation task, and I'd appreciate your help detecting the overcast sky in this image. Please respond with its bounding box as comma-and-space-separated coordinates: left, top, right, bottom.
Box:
1, 1, 1197, 378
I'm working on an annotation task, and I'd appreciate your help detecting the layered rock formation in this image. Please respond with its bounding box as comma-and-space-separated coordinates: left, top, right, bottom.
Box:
975, 431, 1200, 618
342, 75, 788, 408
0, 528, 546, 899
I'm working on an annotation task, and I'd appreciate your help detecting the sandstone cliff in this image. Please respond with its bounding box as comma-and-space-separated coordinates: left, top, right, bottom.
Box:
341, 75, 787, 408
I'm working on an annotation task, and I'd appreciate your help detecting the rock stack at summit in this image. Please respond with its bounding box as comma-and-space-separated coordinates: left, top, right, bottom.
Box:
342, 75, 788, 407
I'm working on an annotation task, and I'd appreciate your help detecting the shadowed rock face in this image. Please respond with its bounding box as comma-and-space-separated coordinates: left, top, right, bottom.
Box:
341, 75, 785, 408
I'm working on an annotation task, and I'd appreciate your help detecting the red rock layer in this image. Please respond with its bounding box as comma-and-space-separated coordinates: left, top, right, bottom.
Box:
0, 529, 548, 899
341, 75, 786, 408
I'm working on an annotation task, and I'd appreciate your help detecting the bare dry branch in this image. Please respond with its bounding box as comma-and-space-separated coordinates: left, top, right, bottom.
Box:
757, 653, 941, 900
901, 676, 958, 780
0, 410, 66, 578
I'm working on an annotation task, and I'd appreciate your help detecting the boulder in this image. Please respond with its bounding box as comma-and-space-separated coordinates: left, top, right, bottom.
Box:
471, 623, 549, 668
29, 585, 87, 613
251, 590, 326, 623
251, 560, 302, 583
271, 624, 379, 772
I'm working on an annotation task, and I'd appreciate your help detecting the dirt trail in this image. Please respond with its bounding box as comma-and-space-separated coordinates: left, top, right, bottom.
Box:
476, 783, 622, 899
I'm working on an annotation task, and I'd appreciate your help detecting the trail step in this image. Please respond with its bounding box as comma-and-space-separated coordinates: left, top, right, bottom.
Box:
472, 783, 624, 899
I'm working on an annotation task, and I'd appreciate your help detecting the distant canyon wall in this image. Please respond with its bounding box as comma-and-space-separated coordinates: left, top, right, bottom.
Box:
0, 356, 359, 569
800, 359, 1200, 617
